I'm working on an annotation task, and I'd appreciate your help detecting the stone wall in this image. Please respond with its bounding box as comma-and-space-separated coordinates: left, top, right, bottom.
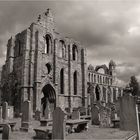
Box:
0, 9, 87, 115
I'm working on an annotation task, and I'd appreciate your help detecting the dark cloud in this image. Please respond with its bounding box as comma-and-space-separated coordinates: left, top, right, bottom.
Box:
0, 1, 140, 85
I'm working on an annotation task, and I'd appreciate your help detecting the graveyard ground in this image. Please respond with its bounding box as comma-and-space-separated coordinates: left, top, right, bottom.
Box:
0, 118, 136, 140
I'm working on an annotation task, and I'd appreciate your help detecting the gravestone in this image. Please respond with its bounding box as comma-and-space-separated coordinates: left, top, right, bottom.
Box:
35, 110, 41, 121
91, 104, 100, 125
0, 106, 2, 121
119, 94, 140, 139
2, 124, 11, 140
99, 106, 111, 128
71, 109, 80, 120
7, 106, 14, 119
52, 107, 66, 140
21, 100, 32, 132
79, 107, 86, 116
87, 105, 91, 115
2, 102, 8, 120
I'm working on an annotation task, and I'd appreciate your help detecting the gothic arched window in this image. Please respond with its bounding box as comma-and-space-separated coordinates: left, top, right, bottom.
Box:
73, 71, 78, 95
45, 34, 52, 54
59, 40, 66, 58
60, 68, 64, 94
88, 73, 90, 82
72, 44, 78, 61
94, 75, 96, 83
45, 63, 52, 74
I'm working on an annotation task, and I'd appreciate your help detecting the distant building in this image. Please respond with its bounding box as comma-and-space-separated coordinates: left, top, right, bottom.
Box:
87, 61, 123, 107
0, 9, 122, 116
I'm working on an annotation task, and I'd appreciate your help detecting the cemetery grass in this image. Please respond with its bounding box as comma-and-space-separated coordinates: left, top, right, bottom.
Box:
0, 118, 135, 140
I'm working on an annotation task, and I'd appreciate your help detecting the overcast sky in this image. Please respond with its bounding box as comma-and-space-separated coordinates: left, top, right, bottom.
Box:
0, 0, 140, 86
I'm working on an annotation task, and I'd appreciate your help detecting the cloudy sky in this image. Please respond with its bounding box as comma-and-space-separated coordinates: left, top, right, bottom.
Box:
0, 0, 140, 86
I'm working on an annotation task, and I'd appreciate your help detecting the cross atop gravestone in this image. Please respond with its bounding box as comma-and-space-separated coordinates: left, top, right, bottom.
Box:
52, 107, 66, 140
2, 124, 11, 140
2, 102, 8, 121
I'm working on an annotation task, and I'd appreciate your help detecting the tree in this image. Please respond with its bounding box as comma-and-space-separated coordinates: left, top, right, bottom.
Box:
129, 76, 139, 96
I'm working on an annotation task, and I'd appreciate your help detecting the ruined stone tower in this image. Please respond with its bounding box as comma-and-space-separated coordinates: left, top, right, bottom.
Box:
1, 9, 87, 116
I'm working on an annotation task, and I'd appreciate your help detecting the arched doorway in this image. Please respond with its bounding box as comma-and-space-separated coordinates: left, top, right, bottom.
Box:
95, 85, 100, 101
41, 84, 56, 118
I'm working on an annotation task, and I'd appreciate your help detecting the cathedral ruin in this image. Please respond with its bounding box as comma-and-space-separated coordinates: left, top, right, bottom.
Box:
0, 9, 122, 116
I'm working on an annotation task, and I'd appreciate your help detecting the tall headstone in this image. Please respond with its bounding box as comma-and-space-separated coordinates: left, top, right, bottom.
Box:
2, 102, 8, 120
2, 124, 11, 140
0, 106, 2, 121
52, 107, 65, 140
91, 104, 100, 125
99, 106, 111, 128
119, 94, 140, 139
21, 100, 32, 132
71, 109, 80, 120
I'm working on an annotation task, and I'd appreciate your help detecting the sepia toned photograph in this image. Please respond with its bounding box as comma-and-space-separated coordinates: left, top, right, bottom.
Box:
0, 0, 139, 139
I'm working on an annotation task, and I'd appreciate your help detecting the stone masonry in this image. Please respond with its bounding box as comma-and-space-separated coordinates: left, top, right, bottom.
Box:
0, 9, 87, 116
0, 9, 122, 116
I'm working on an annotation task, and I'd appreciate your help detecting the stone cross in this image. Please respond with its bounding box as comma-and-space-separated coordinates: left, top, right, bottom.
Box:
52, 107, 66, 140
2, 102, 8, 120
2, 124, 11, 140
91, 104, 100, 125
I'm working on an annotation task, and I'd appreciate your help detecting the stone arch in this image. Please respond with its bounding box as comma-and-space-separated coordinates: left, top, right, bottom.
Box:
73, 71, 78, 95
60, 68, 64, 94
88, 73, 90, 82
41, 84, 56, 117
91, 73, 93, 82
72, 44, 78, 61
45, 63, 52, 74
102, 86, 107, 102
59, 40, 66, 58
94, 75, 96, 83
95, 85, 101, 101
45, 34, 52, 54
95, 65, 109, 74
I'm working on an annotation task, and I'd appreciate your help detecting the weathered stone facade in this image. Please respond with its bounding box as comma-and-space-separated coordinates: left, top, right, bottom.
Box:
0, 9, 122, 115
0, 9, 87, 115
87, 61, 123, 107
